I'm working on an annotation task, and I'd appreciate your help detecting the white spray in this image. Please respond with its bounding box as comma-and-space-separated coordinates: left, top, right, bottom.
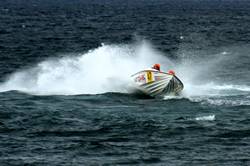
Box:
0, 41, 172, 95
0, 40, 249, 103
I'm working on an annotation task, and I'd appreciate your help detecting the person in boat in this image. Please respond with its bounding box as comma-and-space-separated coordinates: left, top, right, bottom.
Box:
168, 70, 175, 75
152, 63, 161, 71
152, 63, 176, 75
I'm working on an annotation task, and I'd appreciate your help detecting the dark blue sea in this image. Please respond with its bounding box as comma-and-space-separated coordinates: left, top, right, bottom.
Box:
1, 0, 250, 165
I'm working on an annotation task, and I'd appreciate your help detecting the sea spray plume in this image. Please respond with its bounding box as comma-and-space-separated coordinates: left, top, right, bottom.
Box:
160, 34, 250, 101
161, 40, 250, 106
2, 40, 248, 97
0, 41, 173, 95
174, 48, 237, 97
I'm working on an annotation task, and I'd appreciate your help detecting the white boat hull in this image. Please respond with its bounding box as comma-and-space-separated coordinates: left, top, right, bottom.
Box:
131, 70, 184, 97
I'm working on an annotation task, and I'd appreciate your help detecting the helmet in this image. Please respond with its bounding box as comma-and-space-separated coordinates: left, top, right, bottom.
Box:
168, 70, 175, 75
153, 64, 161, 71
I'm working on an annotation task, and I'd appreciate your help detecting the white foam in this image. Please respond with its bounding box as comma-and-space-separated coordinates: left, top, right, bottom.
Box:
0, 41, 173, 95
195, 115, 215, 121
180, 81, 250, 99
163, 95, 185, 100
188, 96, 250, 106
0, 40, 249, 100
212, 84, 250, 92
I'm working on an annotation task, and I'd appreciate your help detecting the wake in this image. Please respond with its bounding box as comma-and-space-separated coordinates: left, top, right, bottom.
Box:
0, 41, 172, 95
0, 40, 249, 102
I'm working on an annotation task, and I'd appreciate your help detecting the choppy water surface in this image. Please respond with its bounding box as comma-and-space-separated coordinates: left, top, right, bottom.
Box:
0, 0, 250, 165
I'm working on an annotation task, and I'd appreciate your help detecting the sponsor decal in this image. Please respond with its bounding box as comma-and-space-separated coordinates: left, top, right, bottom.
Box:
146, 71, 153, 83
135, 74, 146, 83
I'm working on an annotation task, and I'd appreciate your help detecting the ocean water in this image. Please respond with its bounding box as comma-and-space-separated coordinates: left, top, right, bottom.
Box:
0, 0, 250, 165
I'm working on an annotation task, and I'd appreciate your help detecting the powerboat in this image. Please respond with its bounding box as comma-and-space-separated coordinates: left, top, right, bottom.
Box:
131, 69, 184, 97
